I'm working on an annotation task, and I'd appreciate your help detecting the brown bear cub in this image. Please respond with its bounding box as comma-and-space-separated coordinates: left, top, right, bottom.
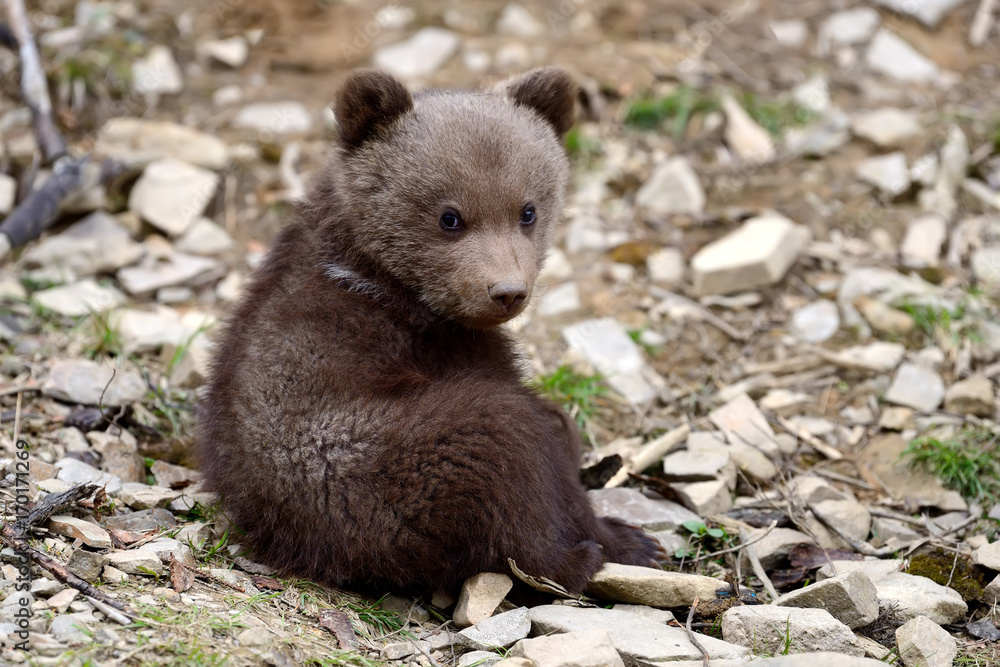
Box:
197, 67, 664, 594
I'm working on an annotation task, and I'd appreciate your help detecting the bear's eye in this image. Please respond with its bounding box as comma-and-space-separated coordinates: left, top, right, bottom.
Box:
520, 204, 536, 226
440, 210, 463, 231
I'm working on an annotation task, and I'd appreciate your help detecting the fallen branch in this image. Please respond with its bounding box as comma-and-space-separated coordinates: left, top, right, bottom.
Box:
605, 424, 691, 488
5, 0, 65, 162
685, 599, 710, 667
16, 483, 98, 536
970, 0, 997, 46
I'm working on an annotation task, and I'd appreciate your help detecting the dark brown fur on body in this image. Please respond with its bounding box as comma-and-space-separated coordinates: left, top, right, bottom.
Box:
197, 68, 663, 594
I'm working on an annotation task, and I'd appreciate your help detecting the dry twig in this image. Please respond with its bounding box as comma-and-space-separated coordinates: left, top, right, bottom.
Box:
685, 599, 710, 667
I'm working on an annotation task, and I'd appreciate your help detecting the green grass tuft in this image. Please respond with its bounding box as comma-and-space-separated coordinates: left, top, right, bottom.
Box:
902, 428, 1000, 502
533, 365, 607, 428
624, 86, 718, 137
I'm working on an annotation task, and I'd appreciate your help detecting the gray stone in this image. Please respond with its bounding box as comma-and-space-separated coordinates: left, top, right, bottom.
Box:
94, 118, 229, 170
609, 604, 675, 624
496, 3, 544, 37
722, 605, 863, 656
871, 517, 922, 548
662, 449, 735, 486
982, 575, 1000, 604
856, 152, 910, 196
102, 565, 128, 584
175, 218, 234, 256
537, 281, 580, 317
811, 499, 872, 544
673, 479, 733, 516
50, 614, 90, 645
874, 573, 967, 624
453, 573, 513, 628
151, 460, 200, 489
589, 488, 699, 532
635, 157, 705, 215
47, 515, 111, 549
105, 549, 164, 575
372, 27, 461, 80
458, 606, 531, 650
945, 375, 995, 417
529, 605, 749, 663
721, 94, 775, 163
46, 588, 79, 613
128, 158, 218, 236
117, 483, 180, 510
742, 527, 812, 570
103, 509, 177, 532
117, 251, 222, 295
864, 30, 940, 84
563, 318, 657, 405
144, 537, 196, 568
691, 213, 809, 295
901, 216, 947, 268
31, 579, 63, 597
113, 307, 188, 355
886, 362, 946, 412
851, 108, 922, 147
972, 246, 1000, 287
873, 0, 967, 28
132, 45, 183, 95
511, 629, 624, 667
456, 651, 502, 667
709, 393, 780, 457
33, 279, 125, 317
920, 125, 969, 220
819, 8, 880, 51
43, 359, 147, 407
790, 300, 840, 343
55, 458, 122, 494
775, 571, 879, 629
587, 563, 723, 608
895, 615, 958, 667
233, 101, 312, 135
21, 212, 143, 276
66, 549, 108, 582
825, 342, 906, 373
973, 541, 1000, 571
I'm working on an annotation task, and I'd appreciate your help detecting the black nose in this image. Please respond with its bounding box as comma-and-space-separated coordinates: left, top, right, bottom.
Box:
488, 281, 528, 310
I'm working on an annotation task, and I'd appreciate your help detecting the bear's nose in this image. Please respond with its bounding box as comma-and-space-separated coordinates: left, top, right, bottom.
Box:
488, 281, 528, 310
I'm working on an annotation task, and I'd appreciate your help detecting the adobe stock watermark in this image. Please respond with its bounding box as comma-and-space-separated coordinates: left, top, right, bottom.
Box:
9, 439, 33, 652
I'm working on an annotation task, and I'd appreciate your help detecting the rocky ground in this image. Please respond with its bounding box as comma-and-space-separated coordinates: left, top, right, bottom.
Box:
2, 0, 1000, 665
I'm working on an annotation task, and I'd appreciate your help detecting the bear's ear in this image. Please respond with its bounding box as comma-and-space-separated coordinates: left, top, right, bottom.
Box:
496, 67, 577, 139
335, 70, 414, 149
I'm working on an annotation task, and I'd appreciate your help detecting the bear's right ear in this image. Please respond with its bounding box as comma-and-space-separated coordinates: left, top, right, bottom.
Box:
335, 70, 413, 149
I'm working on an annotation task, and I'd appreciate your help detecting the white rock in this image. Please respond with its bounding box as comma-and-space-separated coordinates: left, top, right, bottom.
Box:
33, 279, 125, 317
197, 36, 248, 68
50, 614, 90, 645
117, 483, 181, 510
373, 27, 461, 80
537, 282, 580, 317
856, 152, 910, 196
874, 0, 968, 28
562, 318, 657, 405
105, 549, 164, 575
132, 45, 183, 95
635, 157, 705, 215
709, 393, 780, 457
945, 375, 995, 417
793, 74, 831, 115
646, 248, 684, 285
673, 479, 732, 515
94, 118, 229, 171
721, 95, 775, 163
791, 300, 840, 343
775, 572, 879, 629
55, 458, 122, 495
458, 607, 531, 651
496, 3, 544, 37
722, 605, 863, 656
0, 174, 15, 214
691, 213, 810, 296
589, 488, 699, 532
453, 573, 513, 628
874, 573, 967, 624
512, 629, 624, 667
885, 362, 946, 412
110, 307, 186, 355
901, 215, 947, 268
895, 615, 958, 667
538, 248, 573, 283
588, 564, 723, 609
972, 246, 1000, 287
117, 252, 222, 295
212, 84, 243, 107
233, 101, 312, 135
48, 515, 111, 549
851, 108, 922, 147
662, 449, 735, 486
143, 537, 196, 568
769, 19, 807, 47
816, 559, 904, 582
973, 541, 1000, 571
920, 124, 968, 220
128, 158, 218, 236
864, 30, 940, 83
42, 359, 147, 407
819, 8, 880, 52
174, 218, 234, 256
22, 212, 143, 276
169, 332, 214, 389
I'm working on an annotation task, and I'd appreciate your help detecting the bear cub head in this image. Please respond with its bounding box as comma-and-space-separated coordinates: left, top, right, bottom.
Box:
331, 67, 576, 328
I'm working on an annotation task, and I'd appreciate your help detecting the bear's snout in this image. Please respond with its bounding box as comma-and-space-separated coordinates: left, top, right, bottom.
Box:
488, 281, 528, 311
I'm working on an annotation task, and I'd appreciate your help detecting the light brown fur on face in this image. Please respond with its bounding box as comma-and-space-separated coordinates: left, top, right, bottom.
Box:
197, 68, 665, 596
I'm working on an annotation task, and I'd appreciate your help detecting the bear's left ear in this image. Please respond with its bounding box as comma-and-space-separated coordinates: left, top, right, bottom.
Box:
496, 67, 577, 139
335, 69, 414, 149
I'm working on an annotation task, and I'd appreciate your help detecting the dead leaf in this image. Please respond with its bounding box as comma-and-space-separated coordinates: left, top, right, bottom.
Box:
170, 556, 194, 593
250, 575, 285, 591
319, 609, 358, 649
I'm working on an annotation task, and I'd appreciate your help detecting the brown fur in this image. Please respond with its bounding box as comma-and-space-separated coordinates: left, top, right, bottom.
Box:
197, 68, 663, 594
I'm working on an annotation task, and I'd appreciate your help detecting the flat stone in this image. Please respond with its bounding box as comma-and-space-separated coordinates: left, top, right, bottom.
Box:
709, 393, 780, 457
673, 479, 732, 516
852, 108, 922, 148
856, 152, 910, 196
94, 118, 228, 170
944, 375, 995, 417
687, 430, 779, 483
143, 537, 196, 569
588, 563, 723, 608
150, 460, 200, 489
811, 499, 872, 544
456, 651, 501, 667
43, 359, 147, 407
21, 212, 143, 276
233, 101, 312, 135
55, 458, 122, 494
663, 449, 735, 487
128, 158, 218, 236
874, 573, 967, 624
132, 45, 183, 95
973, 541, 1000, 571
458, 606, 531, 651
691, 213, 810, 296
647, 248, 684, 285
722, 605, 863, 656
47, 516, 111, 549
33, 279, 126, 317
117, 251, 221, 295
886, 362, 946, 412
511, 629, 624, 667
529, 605, 749, 663
895, 615, 958, 667
864, 30, 940, 83
610, 604, 675, 624
197, 36, 249, 68
635, 157, 705, 215
453, 573, 513, 628
860, 435, 968, 512
117, 483, 180, 510
790, 300, 840, 343
775, 571, 879, 629
50, 613, 90, 645
373, 27, 461, 80
721, 95, 775, 163
873, 0, 967, 28
901, 216, 947, 268
819, 8, 880, 51
589, 488, 699, 532
0, 174, 14, 214
972, 246, 1000, 287
496, 3, 544, 37
105, 549, 165, 575
563, 318, 657, 405
538, 281, 580, 317
31, 579, 63, 597
826, 342, 906, 373
742, 527, 812, 570
103, 508, 177, 532
665, 655, 885, 667
66, 549, 108, 582
854, 296, 915, 336
174, 218, 234, 256
102, 565, 128, 584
